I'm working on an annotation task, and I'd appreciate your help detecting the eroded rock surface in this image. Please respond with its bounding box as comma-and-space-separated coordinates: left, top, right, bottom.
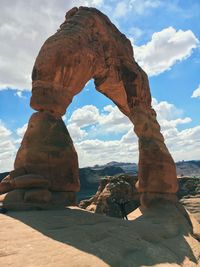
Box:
30, 6, 178, 194
0, 204, 199, 267
80, 175, 200, 224
178, 177, 200, 222
79, 174, 139, 217
14, 112, 80, 192
0, 6, 178, 208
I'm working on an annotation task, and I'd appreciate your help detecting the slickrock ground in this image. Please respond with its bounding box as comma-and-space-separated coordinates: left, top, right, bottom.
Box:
0, 203, 200, 267
180, 196, 200, 223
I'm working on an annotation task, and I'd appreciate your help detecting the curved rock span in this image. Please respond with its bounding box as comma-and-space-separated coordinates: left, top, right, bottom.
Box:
0, 6, 178, 209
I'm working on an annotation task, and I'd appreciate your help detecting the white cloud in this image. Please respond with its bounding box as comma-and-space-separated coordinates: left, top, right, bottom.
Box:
16, 123, 28, 139
67, 123, 88, 141
15, 91, 25, 98
191, 84, 200, 98
99, 105, 132, 133
164, 126, 200, 161
113, 2, 128, 18
0, 98, 199, 170
68, 105, 100, 128
152, 97, 192, 129
83, 0, 104, 7
152, 98, 183, 120
150, 99, 200, 162
1, 1, 198, 92
75, 134, 138, 167
129, 0, 161, 15
0, 121, 16, 172
128, 27, 144, 42
66, 101, 199, 167
159, 117, 192, 130
134, 27, 199, 76
0, 0, 84, 91
67, 104, 132, 138
113, 0, 161, 18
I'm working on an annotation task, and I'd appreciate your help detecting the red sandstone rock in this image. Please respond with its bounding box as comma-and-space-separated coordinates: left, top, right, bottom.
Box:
24, 189, 52, 203
5, 6, 178, 209
9, 167, 27, 179
14, 112, 80, 192
79, 175, 139, 217
0, 181, 13, 194
1, 189, 76, 210
30, 6, 177, 194
12, 174, 50, 189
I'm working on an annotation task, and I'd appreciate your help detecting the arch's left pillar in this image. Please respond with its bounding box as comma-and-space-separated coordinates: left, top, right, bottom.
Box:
14, 111, 80, 193
0, 110, 80, 209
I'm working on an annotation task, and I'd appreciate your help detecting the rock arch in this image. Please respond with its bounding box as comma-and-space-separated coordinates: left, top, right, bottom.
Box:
0, 7, 178, 208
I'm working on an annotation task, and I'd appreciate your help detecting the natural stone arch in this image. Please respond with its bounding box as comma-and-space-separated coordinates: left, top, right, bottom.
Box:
0, 7, 178, 208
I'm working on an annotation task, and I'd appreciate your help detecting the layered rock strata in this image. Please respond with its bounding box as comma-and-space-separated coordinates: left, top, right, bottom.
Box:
0, 6, 178, 208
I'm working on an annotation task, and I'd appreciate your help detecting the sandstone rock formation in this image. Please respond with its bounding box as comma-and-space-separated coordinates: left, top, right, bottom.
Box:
0, 205, 199, 267
79, 174, 139, 217
80, 174, 200, 223
178, 177, 200, 222
15, 112, 80, 192
0, 6, 178, 208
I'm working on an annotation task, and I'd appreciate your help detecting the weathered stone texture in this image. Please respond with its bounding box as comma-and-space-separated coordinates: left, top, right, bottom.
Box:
14, 112, 80, 192
0, 6, 178, 208
30, 6, 178, 194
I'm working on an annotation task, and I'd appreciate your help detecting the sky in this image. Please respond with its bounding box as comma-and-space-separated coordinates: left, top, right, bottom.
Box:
0, 0, 200, 172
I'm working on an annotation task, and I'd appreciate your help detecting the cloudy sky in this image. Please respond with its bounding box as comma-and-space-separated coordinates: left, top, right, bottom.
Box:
0, 0, 200, 172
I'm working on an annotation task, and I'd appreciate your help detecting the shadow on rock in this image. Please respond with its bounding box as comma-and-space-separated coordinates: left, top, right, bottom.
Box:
4, 199, 200, 267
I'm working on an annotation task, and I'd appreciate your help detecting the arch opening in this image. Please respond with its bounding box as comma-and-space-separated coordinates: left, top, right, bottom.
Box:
65, 79, 139, 169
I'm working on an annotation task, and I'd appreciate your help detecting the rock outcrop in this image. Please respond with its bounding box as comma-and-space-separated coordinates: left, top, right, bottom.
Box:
178, 177, 200, 222
79, 175, 200, 224
79, 174, 139, 217
0, 205, 199, 267
0, 6, 178, 208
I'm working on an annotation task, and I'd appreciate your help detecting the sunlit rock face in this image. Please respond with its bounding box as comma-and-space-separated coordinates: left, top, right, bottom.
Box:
0, 6, 178, 209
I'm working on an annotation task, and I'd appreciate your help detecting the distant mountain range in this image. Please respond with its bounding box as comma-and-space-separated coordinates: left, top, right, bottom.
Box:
1, 160, 200, 183
176, 160, 200, 177
77, 160, 200, 198
87, 160, 200, 177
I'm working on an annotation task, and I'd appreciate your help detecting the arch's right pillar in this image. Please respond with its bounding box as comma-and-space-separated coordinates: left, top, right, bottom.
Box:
131, 105, 178, 195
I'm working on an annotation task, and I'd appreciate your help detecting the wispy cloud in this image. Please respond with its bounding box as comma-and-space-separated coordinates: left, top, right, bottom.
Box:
0, 1, 198, 92
113, 0, 161, 19
191, 84, 200, 98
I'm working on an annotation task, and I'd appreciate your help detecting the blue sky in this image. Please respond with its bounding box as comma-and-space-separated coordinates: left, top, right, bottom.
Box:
0, 0, 200, 171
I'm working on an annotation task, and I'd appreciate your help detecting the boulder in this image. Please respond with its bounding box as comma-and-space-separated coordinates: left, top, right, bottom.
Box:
79, 174, 139, 217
